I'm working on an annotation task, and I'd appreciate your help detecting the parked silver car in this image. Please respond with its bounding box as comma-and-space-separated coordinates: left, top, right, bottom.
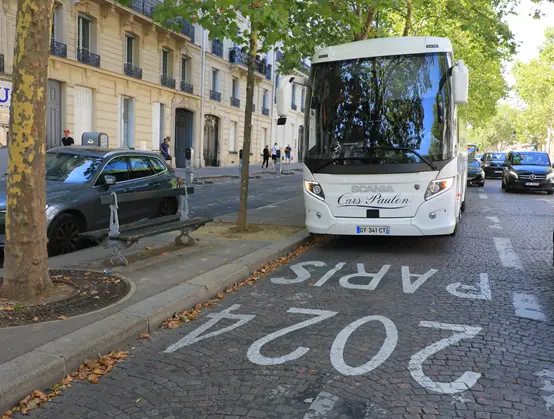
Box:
0, 146, 182, 256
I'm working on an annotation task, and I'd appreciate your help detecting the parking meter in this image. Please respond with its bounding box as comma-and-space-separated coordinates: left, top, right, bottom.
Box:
275, 149, 281, 174
82, 132, 109, 147
184, 147, 194, 184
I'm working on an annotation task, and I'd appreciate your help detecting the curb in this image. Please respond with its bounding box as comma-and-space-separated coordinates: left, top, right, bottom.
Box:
0, 229, 311, 413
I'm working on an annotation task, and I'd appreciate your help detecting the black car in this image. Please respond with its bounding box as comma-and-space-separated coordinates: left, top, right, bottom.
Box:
502, 151, 554, 194
467, 159, 485, 186
481, 152, 507, 178
0, 146, 183, 256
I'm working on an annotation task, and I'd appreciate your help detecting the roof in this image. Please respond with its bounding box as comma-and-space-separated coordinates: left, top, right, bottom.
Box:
47, 146, 161, 158
311, 36, 453, 64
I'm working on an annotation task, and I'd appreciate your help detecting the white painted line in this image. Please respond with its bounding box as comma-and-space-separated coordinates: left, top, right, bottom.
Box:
486, 216, 500, 223
493, 238, 523, 270
476, 188, 485, 192
479, 193, 488, 200
534, 369, 554, 410
303, 391, 339, 419
512, 293, 547, 322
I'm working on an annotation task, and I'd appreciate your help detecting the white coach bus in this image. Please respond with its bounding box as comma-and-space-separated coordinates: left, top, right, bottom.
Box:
276, 36, 469, 236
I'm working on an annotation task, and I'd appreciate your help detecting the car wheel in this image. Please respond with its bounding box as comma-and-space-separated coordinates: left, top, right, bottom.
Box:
48, 213, 83, 256
159, 197, 178, 217
480, 181, 485, 187
501, 179, 505, 189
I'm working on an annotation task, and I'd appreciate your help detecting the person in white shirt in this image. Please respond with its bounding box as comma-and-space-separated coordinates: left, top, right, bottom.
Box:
271, 143, 279, 168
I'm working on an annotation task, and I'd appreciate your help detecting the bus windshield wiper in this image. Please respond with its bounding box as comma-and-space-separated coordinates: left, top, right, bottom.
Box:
313, 157, 366, 172
370, 146, 438, 170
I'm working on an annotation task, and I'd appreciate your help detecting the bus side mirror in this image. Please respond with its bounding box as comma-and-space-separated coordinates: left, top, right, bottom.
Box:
452, 60, 469, 105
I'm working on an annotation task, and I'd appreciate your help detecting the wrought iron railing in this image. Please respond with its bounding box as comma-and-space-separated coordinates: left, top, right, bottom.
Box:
212, 40, 223, 58
180, 19, 195, 42
180, 81, 193, 94
291, 103, 298, 111
210, 90, 221, 102
77, 48, 100, 68
231, 97, 240, 108
50, 40, 67, 58
130, 0, 162, 18
161, 74, 176, 89
124, 62, 143, 79
0, 54, 5, 73
203, 152, 219, 167
262, 107, 270, 116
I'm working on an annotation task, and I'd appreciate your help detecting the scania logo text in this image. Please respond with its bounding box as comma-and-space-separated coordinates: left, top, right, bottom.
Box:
351, 185, 394, 193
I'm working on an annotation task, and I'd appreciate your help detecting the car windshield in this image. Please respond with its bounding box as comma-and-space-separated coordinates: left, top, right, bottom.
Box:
46, 153, 103, 183
469, 160, 480, 168
512, 152, 551, 166
484, 152, 506, 161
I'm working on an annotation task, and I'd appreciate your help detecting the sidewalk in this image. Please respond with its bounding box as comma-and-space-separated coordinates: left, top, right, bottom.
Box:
0, 197, 307, 412
175, 162, 303, 181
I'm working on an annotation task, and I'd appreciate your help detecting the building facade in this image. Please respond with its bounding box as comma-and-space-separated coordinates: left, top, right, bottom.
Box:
0, 0, 283, 168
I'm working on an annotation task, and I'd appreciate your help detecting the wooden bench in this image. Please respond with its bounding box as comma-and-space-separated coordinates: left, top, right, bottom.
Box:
79, 186, 212, 266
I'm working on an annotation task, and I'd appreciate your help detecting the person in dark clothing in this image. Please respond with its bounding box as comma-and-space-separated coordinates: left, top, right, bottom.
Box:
160, 137, 172, 167
262, 145, 270, 168
61, 129, 74, 146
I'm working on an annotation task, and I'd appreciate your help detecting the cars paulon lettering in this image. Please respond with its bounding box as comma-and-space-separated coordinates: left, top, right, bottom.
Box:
338, 192, 411, 208
351, 185, 394, 193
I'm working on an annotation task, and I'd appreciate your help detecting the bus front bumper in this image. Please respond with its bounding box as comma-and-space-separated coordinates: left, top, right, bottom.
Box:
304, 192, 457, 236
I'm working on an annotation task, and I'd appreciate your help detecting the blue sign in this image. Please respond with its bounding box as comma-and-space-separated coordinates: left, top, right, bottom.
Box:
0, 81, 12, 107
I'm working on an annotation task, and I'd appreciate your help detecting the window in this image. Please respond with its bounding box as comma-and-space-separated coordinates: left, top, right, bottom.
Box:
229, 121, 237, 152
78, 15, 91, 51
45, 153, 103, 184
232, 78, 239, 98
263, 89, 268, 108
125, 34, 136, 65
97, 157, 129, 184
181, 57, 190, 82
162, 49, 170, 76
212, 68, 220, 92
128, 156, 154, 179
301, 88, 305, 109
120, 97, 135, 147
147, 157, 167, 174
52, 3, 63, 42
291, 84, 297, 105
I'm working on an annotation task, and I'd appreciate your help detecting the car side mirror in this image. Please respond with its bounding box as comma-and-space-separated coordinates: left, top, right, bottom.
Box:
104, 175, 117, 187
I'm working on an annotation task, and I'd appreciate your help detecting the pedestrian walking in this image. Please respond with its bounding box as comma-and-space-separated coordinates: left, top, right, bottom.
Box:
262, 145, 270, 168
161, 137, 172, 167
271, 143, 278, 168
285, 144, 292, 164
61, 129, 74, 146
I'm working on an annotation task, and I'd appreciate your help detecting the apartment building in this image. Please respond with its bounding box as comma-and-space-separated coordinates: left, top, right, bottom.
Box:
0, 0, 275, 168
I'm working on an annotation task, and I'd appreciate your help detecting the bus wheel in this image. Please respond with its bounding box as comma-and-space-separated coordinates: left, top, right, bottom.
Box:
461, 200, 466, 212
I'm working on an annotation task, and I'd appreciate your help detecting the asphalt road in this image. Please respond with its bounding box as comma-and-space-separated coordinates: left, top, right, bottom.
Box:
18, 179, 554, 419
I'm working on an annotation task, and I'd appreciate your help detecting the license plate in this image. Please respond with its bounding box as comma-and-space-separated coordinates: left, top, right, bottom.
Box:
494, 170, 502, 173
525, 182, 539, 186
357, 226, 390, 235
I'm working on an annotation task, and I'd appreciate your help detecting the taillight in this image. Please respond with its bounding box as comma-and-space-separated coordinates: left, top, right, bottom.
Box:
177, 177, 183, 187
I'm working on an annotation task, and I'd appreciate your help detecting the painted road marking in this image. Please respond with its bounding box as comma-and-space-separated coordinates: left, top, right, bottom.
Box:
486, 216, 500, 223
303, 391, 339, 419
493, 237, 523, 270
479, 193, 488, 200
339, 264, 391, 291
446, 273, 492, 300
512, 293, 547, 322
401, 266, 438, 294
535, 369, 554, 410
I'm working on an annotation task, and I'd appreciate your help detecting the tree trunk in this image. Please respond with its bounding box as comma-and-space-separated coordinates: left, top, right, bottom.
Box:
236, 27, 258, 232
354, 8, 375, 41
403, 0, 413, 36
1, 0, 53, 302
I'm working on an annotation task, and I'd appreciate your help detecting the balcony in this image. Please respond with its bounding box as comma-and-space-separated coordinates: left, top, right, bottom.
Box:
229, 47, 272, 81
210, 90, 221, 102
212, 40, 223, 58
161, 74, 176, 89
231, 97, 240, 108
124, 62, 143, 79
130, 0, 162, 18
50, 39, 67, 58
291, 103, 298, 111
179, 19, 195, 43
262, 107, 270, 116
0, 54, 4, 73
77, 48, 101, 68
180, 81, 193, 94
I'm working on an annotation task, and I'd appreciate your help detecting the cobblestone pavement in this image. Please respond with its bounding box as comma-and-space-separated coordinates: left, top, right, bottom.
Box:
21, 180, 554, 418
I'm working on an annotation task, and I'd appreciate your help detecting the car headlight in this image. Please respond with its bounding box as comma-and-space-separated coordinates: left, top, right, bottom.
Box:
508, 170, 518, 179
547, 172, 554, 180
424, 177, 454, 200
304, 180, 325, 200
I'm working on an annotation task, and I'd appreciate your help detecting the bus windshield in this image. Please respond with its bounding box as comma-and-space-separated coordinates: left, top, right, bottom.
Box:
304, 52, 453, 174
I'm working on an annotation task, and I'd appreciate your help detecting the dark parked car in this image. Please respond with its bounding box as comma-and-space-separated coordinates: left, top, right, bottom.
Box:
502, 151, 554, 194
467, 159, 485, 186
0, 146, 183, 256
481, 152, 507, 178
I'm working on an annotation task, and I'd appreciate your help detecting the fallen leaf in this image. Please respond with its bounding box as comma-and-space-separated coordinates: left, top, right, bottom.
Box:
32, 317, 39, 321
5, 306, 13, 311
139, 333, 151, 340
161, 252, 169, 256
88, 374, 99, 384
62, 376, 73, 385
57, 315, 69, 321
144, 246, 153, 250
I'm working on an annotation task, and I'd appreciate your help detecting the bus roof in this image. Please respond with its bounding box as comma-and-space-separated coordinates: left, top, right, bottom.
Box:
312, 36, 453, 65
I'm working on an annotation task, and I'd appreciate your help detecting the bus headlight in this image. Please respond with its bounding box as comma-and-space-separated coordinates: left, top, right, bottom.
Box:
424, 178, 454, 200
304, 180, 325, 200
